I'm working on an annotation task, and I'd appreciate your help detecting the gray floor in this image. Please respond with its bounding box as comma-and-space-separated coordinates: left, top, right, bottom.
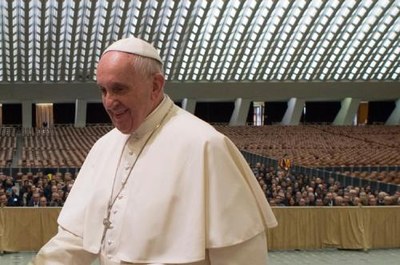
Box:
1, 249, 399, 264
268, 249, 400, 265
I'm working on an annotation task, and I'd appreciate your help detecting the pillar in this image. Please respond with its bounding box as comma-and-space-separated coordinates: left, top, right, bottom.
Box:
281, 98, 305, 125
182, 98, 197, 114
75, 99, 87, 127
22, 101, 33, 128
229, 98, 251, 126
333, 97, 360, 125
386, 99, 400, 125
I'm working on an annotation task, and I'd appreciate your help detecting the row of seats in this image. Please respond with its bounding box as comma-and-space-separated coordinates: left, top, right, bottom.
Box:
0, 126, 16, 136
1, 124, 400, 172
19, 125, 113, 167
0, 148, 14, 167
341, 170, 400, 184
215, 125, 400, 168
0, 128, 17, 167
220, 125, 400, 186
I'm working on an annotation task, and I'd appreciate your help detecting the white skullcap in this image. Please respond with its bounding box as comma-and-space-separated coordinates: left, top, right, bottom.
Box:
102, 36, 163, 64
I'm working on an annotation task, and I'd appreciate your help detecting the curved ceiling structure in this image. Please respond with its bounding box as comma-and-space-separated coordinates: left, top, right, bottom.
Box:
0, 0, 399, 102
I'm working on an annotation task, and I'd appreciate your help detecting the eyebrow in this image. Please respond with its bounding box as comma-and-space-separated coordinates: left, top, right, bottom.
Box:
98, 81, 129, 90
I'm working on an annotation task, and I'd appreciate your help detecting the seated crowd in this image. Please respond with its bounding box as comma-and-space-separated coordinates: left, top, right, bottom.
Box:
252, 163, 400, 207
1, 166, 399, 208
0, 171, 74, 207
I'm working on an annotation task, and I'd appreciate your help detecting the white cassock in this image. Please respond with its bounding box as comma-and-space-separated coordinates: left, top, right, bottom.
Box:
32, 95, 277, 265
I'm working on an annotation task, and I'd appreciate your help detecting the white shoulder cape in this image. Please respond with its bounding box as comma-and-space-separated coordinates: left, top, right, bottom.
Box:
58, 104, 277, 263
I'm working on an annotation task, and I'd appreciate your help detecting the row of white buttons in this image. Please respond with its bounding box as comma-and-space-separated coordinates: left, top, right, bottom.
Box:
104, 137, 137, 261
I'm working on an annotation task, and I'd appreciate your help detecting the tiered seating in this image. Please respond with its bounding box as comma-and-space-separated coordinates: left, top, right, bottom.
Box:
342, 170, 400, 184
214, 124, 400, 185
215, 125, 400, 167
0, 127, 17, 167
20, 124, 113, 168
11, 124, 400, 186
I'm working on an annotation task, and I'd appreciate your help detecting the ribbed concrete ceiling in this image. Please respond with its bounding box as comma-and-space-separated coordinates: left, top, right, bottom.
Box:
0, 0, 399, 102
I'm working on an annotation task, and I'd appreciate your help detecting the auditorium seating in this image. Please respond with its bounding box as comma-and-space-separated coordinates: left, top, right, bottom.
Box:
214, 124, 400, 185
342, 170, 400, 184
214, 124, 400, 168
0, 127, 16, 167
19, 124, 113, 168
1, 124, 399, 186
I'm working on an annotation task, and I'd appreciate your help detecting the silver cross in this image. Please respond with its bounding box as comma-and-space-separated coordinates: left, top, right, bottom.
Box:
103, 217, 112, 229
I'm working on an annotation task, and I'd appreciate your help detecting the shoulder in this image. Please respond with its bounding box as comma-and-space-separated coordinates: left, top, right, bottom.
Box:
87, 127, 125, 155
94, 127, 123, 145
166, 106, 225, 143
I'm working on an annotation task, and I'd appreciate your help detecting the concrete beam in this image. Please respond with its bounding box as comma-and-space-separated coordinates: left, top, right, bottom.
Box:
333, 98, 361, 125
181, 98, 196, 114
385, 99, 400, 125
22, 101, 33, 128
0, 81, 399, 103
229, 98, 251, 126
281, 98, 305, 125
75, 99, 87, 128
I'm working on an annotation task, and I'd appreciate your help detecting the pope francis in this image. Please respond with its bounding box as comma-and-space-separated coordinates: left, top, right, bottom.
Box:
31, 36, 277, 265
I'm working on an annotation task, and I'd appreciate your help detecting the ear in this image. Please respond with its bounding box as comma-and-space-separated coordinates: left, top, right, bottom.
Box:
151, 73, 165, 100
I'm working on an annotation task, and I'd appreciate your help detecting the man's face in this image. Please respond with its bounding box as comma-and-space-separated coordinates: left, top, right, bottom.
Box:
40, 198, 47, 206
33, 194, 40, 202
97, 52, 157, 134
0, 195, 7, 205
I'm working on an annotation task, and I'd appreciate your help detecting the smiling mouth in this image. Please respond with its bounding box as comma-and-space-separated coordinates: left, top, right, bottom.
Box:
113, 110, 128, 119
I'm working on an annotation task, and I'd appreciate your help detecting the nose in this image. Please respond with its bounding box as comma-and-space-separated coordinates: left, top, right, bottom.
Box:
103, 93, 116, 108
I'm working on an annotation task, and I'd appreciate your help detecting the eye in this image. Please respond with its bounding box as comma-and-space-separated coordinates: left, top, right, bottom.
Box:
98, 86, 107, 96
112, 86, 127, 95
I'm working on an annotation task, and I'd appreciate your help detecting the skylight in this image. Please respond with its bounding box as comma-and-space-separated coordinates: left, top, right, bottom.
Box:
0, 0, 398, 83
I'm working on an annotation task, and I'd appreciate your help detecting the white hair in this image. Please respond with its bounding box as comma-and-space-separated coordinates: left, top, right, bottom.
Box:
130, 55, 164, 77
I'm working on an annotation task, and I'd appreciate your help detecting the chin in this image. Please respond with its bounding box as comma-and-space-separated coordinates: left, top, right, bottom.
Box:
112, 122, 126, 132
116, 127, 131, 134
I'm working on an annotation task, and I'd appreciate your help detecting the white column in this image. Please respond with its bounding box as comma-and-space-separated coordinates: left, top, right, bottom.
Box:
182, 98, 196, 114
385, 99, 400, 125
22, 101, 33, 128
229, 98, 251, 126
281, 98, 305, 125
75, 99, 87, 127
333, 97, 360, 125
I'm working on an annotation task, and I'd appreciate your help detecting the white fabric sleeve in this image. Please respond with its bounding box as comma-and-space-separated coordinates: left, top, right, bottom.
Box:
208, 232, 268, 265
30, 226, 98, 265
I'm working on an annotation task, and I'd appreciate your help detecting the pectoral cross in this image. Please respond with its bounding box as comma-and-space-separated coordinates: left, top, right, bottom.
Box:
101, 211, 112, 243
103, 217, 112, 229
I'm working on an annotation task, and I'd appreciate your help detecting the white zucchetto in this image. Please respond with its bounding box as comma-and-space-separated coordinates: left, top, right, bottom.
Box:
102, 36, 163, 64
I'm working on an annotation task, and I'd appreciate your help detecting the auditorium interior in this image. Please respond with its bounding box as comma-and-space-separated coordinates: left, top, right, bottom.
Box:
0, 0, 399, 264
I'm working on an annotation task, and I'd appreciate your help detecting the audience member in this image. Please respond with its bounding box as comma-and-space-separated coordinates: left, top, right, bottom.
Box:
1, 163, 399, 209
368, 195, 377, 206
7, 186, 21, 206
48, 192, 64, 207
39, 196, 48, 207
252, 163, 399, 207
315, 198, 324, 206
0, 192, 7, 207
28, 192, 41, 207
278, 154, 291, 172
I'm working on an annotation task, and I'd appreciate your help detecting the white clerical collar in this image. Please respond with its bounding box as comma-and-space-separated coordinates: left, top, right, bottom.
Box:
130, 94, 172, 139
